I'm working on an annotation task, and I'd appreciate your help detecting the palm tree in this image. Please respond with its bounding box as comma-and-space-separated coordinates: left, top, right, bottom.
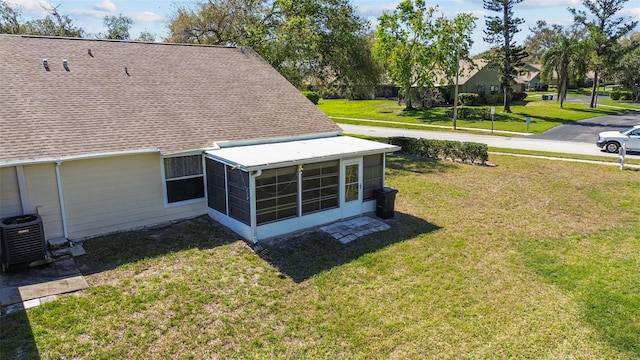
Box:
541, 35, 584, 108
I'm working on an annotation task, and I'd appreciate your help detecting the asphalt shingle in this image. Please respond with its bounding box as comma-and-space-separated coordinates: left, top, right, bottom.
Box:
0, 35, 341, 164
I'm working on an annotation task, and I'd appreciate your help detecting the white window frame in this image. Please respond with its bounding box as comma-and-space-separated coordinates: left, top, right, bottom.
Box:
161, 154, 206, 208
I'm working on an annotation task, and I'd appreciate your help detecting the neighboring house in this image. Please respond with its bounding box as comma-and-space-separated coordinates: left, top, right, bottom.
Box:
438, 60, 546, 99
438, 60, 502, 98
516, 64, 546, 91
0, 35, 399, 243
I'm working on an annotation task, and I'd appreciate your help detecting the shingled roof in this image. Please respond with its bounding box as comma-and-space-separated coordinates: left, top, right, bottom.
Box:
0, 35, 341, 164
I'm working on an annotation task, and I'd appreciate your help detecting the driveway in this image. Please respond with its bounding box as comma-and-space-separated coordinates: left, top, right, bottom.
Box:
531, 105, 640, 143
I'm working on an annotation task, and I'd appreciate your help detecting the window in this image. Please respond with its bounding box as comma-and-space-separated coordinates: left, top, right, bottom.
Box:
206, 158, 227, 213
363, 154, 383, 200
490, 85, 500, 95
227, 166, 250, 225
302, 161, 339, 214
256, 166, 298, 224
164, 155, 204, 204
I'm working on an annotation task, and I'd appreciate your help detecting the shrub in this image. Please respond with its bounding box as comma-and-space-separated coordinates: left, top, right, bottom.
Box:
389, 137, 488, 165
485, 94, 502, 105
459, 93, 479, 106
610, 91, 621, 100
512, 92, 528, 101
302, 91, 320, 104
620, 91, 633, 101
318, 87, 342, 99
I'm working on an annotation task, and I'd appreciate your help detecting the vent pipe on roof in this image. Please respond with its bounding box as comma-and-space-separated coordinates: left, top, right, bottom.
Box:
125, 66, 130, 77
63, 59, 69, 71
88, 48, 93, 57
43, 59, 49, 71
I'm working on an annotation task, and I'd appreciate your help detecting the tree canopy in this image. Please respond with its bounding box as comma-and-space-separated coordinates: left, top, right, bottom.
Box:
1, 2, 154, 41
540, 34, 586, 108
610, 32, 640, 102
166, 0, 379, 94
374, 0, 475, 110
101, 14, 134, 40
569, 0, 638, 108
483, 0, 527, 113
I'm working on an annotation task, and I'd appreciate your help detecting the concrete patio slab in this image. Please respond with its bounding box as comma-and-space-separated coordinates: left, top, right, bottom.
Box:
320, 216, 391, 244
1, 257, 88, 308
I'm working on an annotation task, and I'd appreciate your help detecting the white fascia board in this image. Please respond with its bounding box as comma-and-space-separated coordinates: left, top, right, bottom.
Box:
0, 148, 160, 167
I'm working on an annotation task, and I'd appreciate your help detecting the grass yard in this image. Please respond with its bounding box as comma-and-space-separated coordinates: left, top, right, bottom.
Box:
2, 155, 639, 359
318, 98, 627, 134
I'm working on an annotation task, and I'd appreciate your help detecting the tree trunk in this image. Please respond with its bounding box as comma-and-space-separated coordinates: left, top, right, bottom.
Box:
590, 71, 599, 108
502, 4, 511, 114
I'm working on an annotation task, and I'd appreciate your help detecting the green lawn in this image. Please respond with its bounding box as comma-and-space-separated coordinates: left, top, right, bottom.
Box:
318, 98, 629, 134
2, 155, 639, 359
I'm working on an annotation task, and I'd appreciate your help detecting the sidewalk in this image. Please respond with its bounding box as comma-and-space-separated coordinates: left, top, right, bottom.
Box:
330, 116, 532, 136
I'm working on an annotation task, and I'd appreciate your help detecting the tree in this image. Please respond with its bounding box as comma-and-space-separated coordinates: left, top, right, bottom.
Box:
540, 34, 585, 108
1, 0, 22, 34
483, 0, 527, 113
1, 1, 84, 37
102, 14, 133, 40
610, 32, 640, 102
523, 20, 565, 63
374, 0, 475, 110
137, 30, 156, 42
166, 0, 377, 92
569, 0, 638, 108
23, 2, 84, 37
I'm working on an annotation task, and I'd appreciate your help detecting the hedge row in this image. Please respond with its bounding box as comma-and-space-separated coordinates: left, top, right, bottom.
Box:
458, 92, 527, 106
610, 91, 634, 101
389, 137, 489, 165
445, 107, 491, 120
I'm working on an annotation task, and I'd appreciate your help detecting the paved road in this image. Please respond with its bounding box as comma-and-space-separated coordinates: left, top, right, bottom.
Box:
341, 98, 640, 159
530, 112, 640, 143
340, 124, 640, 159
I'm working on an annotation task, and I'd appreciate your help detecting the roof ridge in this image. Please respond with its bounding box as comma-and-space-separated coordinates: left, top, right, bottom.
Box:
1, 34, 237, 49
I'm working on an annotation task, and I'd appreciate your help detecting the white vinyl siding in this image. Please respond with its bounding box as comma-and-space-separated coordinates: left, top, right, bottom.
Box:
61, 154, 206, 240
0, 167, 22, 219
23, 164, 64, 239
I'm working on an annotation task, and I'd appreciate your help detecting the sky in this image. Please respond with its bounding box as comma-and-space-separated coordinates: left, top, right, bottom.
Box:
8, 0, 640, 55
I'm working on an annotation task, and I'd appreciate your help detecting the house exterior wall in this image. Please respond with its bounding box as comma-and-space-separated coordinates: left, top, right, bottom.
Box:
23, 163, 65, 239
461, 66, 502, 94
60, 153, 207, 240
206, 153, 385, 243
0, 166, 22, 219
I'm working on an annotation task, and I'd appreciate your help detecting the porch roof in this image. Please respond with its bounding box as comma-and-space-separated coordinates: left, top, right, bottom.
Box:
205, 136, 400, 171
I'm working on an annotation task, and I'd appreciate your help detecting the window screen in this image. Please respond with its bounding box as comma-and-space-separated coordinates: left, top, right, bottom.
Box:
164, 155, 204, 204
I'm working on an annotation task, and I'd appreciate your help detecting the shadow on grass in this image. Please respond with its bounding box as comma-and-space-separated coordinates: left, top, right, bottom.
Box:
386, 154, 461, 174
76, 216, 237, 277
0, 306, 41, 359
521, 225, 640, 357
257, 212, 441, 283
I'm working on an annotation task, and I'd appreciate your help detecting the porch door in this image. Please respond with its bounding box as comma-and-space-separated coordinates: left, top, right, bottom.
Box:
341, 158, 362, 218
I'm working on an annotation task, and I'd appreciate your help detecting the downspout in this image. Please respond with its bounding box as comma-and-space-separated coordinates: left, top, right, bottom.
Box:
249, 169, 262, 243
55, 161, 69, 238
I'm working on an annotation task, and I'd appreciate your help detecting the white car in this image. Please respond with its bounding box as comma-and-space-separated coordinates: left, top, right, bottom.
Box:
596, 125, 640, 153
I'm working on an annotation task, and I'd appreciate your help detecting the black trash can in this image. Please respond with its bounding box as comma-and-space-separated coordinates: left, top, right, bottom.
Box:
373, 187, 398, 219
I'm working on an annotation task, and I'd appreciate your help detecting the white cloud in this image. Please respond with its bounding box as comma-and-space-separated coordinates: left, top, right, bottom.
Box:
620, 7, 640, 22
356, 3, 399, 17
9, 0, 51, 17
130, 11, 165, 23
94, 0, 116, 13
69, 9, 110, 19
520, 0, 581, 9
